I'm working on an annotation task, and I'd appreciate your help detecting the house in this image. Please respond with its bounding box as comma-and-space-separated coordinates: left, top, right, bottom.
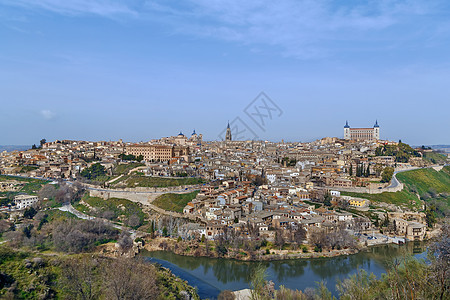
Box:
393, 218, 427, 241
14, 195, 39, 210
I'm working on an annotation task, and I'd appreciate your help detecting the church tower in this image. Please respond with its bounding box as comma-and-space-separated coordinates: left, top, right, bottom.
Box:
373, 120, 380, 140
344, 120, 351, 140
225, 121, 232, 141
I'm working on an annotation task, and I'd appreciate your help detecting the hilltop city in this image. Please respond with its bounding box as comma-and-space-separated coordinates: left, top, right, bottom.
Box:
2, 121, 448, 250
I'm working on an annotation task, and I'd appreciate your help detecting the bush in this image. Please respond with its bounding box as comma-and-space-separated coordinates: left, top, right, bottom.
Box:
52, 219, 118, 253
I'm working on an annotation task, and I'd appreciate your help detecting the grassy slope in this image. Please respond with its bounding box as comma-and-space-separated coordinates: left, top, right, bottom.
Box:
423, 152, 448, 164
113, 162, 145, 175
115, 175, 204, 188
342, 166, 450, 208
74, 193, 146, 225
153, 191, 199, 213
396, 167, 450, 196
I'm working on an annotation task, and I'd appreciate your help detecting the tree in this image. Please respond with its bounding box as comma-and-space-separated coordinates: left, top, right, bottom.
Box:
323, 192, 332, 207
293, 226, 307, 245
39, 139, 47, 148
349, 164, 353, 176
23, 206, 37, 219
275, 228, 285, 250
22, 224, 34, 238
103, 258, 158, 300
117, 231, 133, 251
31, 144, 37, 149
127, 214, 142, 229
381, 167, 394, 183
59, 256, 101, 300
80, 163, 106, 180
425, 205, 437, 228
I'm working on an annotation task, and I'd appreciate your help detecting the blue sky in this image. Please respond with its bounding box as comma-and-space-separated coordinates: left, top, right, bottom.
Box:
1, 0, 449, 145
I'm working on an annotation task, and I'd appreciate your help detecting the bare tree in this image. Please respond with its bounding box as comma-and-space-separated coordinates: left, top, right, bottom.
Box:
102, 258, 158, 300
117, 231, 133, 251
59, 256, 101, 300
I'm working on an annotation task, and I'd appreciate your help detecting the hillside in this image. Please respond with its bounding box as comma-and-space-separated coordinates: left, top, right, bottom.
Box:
153, 191, 199, 213
342, 166, 450, 209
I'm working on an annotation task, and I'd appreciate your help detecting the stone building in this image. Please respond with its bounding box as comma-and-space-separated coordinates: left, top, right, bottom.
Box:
344, 120, 380, 141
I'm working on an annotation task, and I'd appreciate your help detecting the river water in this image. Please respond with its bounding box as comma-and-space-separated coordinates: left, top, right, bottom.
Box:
142, 242, 427, 299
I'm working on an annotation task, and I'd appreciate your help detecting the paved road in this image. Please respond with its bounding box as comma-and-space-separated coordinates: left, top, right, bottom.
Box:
386, 167, 421, 189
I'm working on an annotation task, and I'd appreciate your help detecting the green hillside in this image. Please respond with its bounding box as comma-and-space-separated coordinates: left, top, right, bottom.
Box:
342, 166, 450, 209
153, 191, 199, 213
422, 151, 448, 164
397, 167, 450, 197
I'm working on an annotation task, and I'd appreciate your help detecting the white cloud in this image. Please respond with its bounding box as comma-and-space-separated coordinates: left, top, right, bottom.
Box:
143, 0, 445, 59
1, 0, 446, 58
1, 0, 137, 18
40, 109, 56, 120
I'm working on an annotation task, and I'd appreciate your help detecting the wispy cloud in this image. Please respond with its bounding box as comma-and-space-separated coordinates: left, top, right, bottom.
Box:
0, 0, 137, 18
142, 0, 447, 59
1, 0, 447, 59
40, 109, 56, 120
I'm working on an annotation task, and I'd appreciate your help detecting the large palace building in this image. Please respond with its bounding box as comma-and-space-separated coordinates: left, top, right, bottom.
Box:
344, 120, 380, 141
125, 144, 189, 162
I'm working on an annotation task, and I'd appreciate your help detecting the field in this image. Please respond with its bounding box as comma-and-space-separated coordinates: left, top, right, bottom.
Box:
113, 175, 204, 188
153, 191, 199, 213
342, 166, 450, 208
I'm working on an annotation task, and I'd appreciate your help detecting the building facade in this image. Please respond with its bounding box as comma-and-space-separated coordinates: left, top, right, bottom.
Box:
14, 195, 39, 210
344, 121, 380, 141
126, 144, 189, 162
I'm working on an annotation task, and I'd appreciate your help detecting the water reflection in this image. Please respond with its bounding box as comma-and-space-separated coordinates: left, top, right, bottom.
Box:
142, 242, 427, 298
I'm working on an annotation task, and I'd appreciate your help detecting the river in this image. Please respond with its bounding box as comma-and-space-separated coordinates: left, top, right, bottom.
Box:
141, 242, 427, 299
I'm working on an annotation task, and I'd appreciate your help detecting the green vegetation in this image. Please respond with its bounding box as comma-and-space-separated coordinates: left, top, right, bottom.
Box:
375, 142, 420, 162
113, 162, 145, 175
115, 175, 204, 188
75, 194, 146, 228
0, 246, 199, 300
0, 176, 49, 205
397, 166, 450, 198
80, 163, 106, 180
153, 191, 199, 213
19, 165, 39, 173
119, 153, 144, 162
381, 166, 394, 183
422, 151, 448, 164
342, 166, 450, 209
242, 227, 449, 300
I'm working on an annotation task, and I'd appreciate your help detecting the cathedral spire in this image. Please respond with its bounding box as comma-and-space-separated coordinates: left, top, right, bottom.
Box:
225, 121, 232, 141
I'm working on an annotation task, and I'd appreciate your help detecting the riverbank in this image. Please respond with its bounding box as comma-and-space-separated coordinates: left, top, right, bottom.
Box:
142, 237, 360, 261
141, 242, 430, 299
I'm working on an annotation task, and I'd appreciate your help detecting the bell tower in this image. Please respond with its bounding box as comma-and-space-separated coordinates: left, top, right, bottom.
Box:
225, 121, 232, 141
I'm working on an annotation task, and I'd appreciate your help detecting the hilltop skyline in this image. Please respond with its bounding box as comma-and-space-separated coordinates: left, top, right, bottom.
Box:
1, 1, 450, 145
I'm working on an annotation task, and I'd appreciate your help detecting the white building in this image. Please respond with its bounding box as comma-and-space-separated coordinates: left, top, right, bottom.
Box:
344, 120, 380, 141
14, 195, 39, 210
